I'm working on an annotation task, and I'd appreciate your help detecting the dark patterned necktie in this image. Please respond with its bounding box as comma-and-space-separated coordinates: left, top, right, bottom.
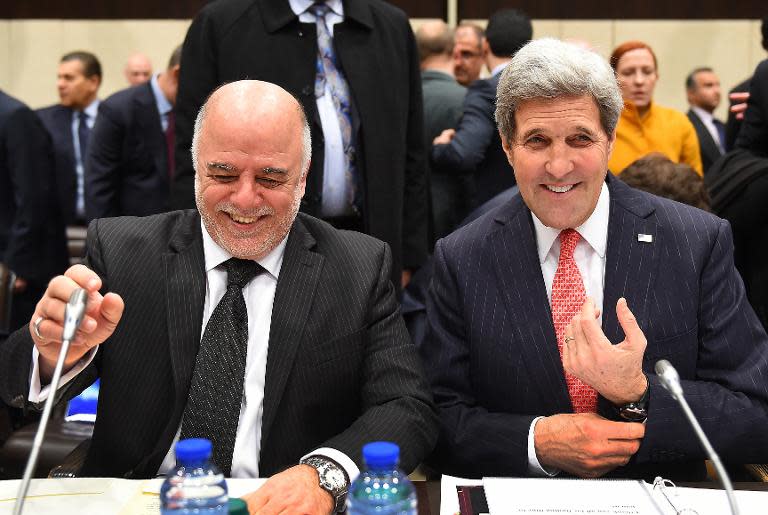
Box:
310, 2, 358, 211
179, 258, 265, 475
713, 118, 726, 154
78, 110, 90, 162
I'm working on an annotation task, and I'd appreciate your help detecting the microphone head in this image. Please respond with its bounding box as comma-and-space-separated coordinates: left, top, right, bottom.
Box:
655, 359, 684, 399
61, 288, 88, 342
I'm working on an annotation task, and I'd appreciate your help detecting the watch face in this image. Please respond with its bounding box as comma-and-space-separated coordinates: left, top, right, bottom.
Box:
325, 467, 347, 489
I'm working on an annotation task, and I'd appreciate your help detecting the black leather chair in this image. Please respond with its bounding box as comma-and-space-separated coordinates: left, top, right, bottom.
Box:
0, 402, 93, 479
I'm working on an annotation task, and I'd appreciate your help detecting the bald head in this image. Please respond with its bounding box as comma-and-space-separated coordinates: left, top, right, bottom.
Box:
192, 80, 311, 178
124, 53, 152, 85
192, 80, 312, 260
417, 20, 454, 66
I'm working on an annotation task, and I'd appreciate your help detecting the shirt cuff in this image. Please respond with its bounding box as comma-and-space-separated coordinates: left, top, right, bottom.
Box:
28, 346, 98, 403
527, 416, 560, 477
302, 447, 360, 483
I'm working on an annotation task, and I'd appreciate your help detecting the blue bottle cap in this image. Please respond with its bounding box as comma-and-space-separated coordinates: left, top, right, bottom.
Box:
175, 438, 213, 463
362, 441, 400, 468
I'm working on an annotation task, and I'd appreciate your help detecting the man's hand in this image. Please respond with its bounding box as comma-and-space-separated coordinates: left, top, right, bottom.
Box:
243, 464, 334, 515
433, 128, 455, 145
31, 264, 124, 383
563, 298, 647, 405
534, 413, 645, 478
730, 91, 750, 120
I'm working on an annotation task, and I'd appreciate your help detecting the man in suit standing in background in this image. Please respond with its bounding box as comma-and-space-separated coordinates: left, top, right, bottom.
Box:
0, 90, 68, 334
686, 67, 725, 175
416, 20, 470, 244
37, 51, 102, 227
432, 8, 532, 208
85, 45, 181, 221
171, 0, 428, 290
452, 23, 484, 87
123, 52, 153, 86
420, 38, 768, 481
0, 80, 436, 514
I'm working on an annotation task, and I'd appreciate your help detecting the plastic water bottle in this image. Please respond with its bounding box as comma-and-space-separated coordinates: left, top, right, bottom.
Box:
160, 438, 228, 514
347, 441, 417, 515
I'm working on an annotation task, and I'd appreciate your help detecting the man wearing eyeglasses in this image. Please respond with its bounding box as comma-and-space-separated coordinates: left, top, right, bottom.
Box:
452, 23, 484, 87
433, 9, 532, 209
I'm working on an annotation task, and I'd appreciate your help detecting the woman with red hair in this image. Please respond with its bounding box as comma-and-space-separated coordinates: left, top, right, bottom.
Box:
607, 41, 702, 175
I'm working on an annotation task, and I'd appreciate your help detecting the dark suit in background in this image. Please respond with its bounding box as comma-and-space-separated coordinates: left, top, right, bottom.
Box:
0, 91, 68, 332
421, 69, 469, 243
36, 104, 80, 226
687, 109, 723, 175
0, 210, 437, 478
85, 82, 170, 221
431, 74, 514, 208
736, 58, 768, 156
725, 77, 749, 152
171, 0, 428, 285
421, 177, 768, 479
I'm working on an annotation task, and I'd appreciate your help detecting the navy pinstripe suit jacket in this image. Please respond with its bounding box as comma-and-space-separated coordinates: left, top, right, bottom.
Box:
421, 175, 768, 479
0, 210, 437, 478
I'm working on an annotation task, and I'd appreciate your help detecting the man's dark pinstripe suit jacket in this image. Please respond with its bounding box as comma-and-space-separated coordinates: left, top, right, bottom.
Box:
420, 175, 768, 480
0, 210, 438, 478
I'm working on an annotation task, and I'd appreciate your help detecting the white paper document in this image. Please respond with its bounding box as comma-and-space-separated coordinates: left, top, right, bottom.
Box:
484, 477, 663, 514
481, 477, 768, 515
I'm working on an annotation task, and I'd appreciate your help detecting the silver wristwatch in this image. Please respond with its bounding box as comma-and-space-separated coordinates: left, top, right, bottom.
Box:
300, 455, 349, 513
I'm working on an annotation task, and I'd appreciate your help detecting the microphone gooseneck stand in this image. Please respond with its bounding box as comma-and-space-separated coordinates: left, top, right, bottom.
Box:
655, 359, 740, 515
13, 289, 88, 515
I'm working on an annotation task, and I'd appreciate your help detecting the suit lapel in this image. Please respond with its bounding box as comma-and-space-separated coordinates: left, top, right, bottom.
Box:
55, 106, 76, 170
163, 212, 206, 421
602, 178, 660, 346
136, 84, 167, 174
688, 110, 722, 164
260, 216, 324, 449
490, 197, 572, 414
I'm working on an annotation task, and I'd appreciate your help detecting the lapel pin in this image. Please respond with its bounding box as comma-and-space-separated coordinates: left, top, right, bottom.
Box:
637, 234, 653, 243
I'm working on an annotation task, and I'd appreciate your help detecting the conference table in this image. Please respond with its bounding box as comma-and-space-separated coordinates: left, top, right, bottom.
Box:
416, 480, 768, 515
0, 477, 765, 514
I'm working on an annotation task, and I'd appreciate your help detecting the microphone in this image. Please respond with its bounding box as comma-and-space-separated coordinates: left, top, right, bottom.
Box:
13, 288, 89, 515
655, 359, 740, 515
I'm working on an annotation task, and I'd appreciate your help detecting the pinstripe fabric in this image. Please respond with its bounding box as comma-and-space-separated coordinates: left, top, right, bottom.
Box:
421, 175, 768, 480
0, 210, 438, 478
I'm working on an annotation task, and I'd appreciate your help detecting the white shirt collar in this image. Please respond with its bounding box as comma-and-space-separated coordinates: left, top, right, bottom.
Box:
200, 220, 287, 280
491, 61, 510, 78
691, 105, 715, 124
289, 0, 344, 17
531, 181, 610, 264
74, 98, 99, 121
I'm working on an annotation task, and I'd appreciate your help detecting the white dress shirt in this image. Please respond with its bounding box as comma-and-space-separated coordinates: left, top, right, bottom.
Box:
29, 222, 359, 481
290, 0, 353, 217
526, 182, 610, 476
71, 99, 99, 219
150, 73, 173, 132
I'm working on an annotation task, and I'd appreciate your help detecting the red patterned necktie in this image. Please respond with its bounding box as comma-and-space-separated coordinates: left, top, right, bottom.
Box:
551, 229, 597, 413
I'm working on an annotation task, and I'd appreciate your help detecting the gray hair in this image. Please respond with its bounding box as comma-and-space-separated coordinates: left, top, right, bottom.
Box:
191, 90, 312, 177
495, 38, 624, 141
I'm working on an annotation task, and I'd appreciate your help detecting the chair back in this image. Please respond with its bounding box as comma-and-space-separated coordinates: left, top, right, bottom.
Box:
0, 263, 16, 336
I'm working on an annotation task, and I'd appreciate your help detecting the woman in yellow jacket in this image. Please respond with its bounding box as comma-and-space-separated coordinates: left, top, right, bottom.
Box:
608, 41, 703, 175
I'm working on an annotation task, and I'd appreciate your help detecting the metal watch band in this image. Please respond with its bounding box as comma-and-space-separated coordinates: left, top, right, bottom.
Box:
300, 455, 349, 512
